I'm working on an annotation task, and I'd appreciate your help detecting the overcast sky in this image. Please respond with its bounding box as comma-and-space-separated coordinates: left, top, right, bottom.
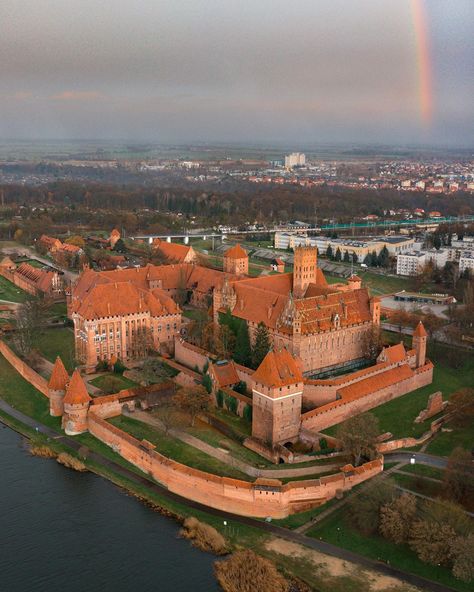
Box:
1, 0, 472, 145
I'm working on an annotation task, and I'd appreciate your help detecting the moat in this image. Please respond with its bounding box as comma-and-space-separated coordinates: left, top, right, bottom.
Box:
0, 425, 219, 592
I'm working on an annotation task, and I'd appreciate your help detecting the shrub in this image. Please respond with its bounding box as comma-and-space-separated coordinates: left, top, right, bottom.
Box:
202, 373, 213, 393
409, 520, 456, 566
113, 358, 126, 374
180, 517, 228, 555
216, 389, 225, 408
214, 550, 287, 592
379, 493, 417, 544
243, 404, 252, 422
225, 393, 238, 415
95, 359, 108, 372
319, 437, 328, 450
451, 534, 474, 583
234, 380, 247, 395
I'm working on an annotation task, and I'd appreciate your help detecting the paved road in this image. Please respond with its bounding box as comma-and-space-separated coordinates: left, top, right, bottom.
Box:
385, 451, 448, 470
0, 398, 458, 592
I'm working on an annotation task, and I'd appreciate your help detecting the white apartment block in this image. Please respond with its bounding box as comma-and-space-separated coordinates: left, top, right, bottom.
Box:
425, 249, 449, 268
284, 152, 306, 168
396, 252, 427, 276
459, 251, 474, 275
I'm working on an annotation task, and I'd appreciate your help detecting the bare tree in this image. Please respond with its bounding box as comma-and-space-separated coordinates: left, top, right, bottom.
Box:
173, 384, 210, 427
336, 412, 380, 467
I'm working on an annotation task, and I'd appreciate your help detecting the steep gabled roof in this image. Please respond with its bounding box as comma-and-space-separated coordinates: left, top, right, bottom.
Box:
210, 360, 240, 388
378, 342, 406, 364
48, 357, 69, 391
253, 348, 303, 388
152, 239, 194, 263
224, 244, 247, 259
63, 369, 91, 405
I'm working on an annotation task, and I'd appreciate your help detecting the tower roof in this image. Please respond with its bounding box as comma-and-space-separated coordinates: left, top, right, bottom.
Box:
224, 244, 247, 259
413, 321, 428, 338
48, 357, 69, 391
252, 348, 303, 388
348, 274, 362, 282
63, 369, 92, 405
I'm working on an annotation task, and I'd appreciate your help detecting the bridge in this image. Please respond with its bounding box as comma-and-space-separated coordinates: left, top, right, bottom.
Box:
131, 214, 474, 244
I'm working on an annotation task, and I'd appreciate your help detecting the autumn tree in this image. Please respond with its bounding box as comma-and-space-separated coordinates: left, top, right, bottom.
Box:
336, 412, 380, 467
451, 534, 474, 583
448, 388, 474, 428
443, 447, 474, 505
409, 520, 456, 566
379, 493, 417, 544
14, 298, 46, 356
173, 384, 210, 427
251, 322, 271, 369
361, 325, 384, 360
347, 476, 396, 535
65, 235, 85, 248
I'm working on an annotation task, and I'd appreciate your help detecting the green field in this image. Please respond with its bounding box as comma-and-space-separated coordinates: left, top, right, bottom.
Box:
31, 327, 76, 372
0, 276, 29, 303
89, 373, 139, 393
307, 506, 472, 592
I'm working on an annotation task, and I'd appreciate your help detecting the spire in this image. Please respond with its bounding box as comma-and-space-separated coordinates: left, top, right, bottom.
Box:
413, 321, 428, 338
63, 369, 92, 405
48, 357, 69, 391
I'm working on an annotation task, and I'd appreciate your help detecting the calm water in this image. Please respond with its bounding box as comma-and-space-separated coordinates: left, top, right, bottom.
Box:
0, 424, 219, 592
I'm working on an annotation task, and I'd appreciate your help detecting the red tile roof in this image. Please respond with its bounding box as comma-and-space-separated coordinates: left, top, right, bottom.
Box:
210, 360, 240, 387
63, 369, 91, 405
379, 343, 406, 364
152, 239, 194, 263
48, 357, 69, 391
253, 348, 303, 388
413, 321, 427, 338
224, 244, 248, 259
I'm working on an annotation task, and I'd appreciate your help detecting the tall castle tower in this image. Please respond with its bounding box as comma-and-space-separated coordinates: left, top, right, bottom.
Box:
48, 356, 70, 417
412, 321, 428, 368
251, 348, 304, 446
293, 246, 317, 298
62, 369, 92, 435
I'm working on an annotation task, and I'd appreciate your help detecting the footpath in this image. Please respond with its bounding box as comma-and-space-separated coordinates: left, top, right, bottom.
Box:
0, 397, 457, 592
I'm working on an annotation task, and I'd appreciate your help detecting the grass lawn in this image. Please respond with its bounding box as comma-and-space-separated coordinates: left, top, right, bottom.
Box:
400, 463, 444, 480
89, 373, 139, 392
307, 506, 472, 592
31, 326, 76, 372
0, 353, 61, 431
182, 308, 208, 322
45, 302, 68, 318
0, 275, 29, 303
426, 422, 473, 457
109, 414, 252, 481
210, 407, 252, 437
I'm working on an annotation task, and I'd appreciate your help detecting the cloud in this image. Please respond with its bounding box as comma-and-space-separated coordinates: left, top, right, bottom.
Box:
51, 90, 106, 101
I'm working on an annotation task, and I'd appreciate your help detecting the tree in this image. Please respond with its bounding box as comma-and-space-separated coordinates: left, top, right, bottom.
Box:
173, 385, 210, 426
336, 412, 380, 466
251, 322, 271, 369
378, 245, 390, 268
361, 325, 383, 360
451, 534, 474, 583
202, 373, 212, 393
14, 298, 46, 356
379, 493, 417, 544
343, 250, 350, 263
352, 252, 358, 264
113, 238, 126, 252
234, 322, 252, 367
159, 403, 179, 435
448, 388, 474, 428
326, 244, 333, 260
215, 324, 236, 359
347, 477, 396, 535
335, 247, 342, 262
433, 234, 442, 250
443, 448, 474, 504
409, 520, 456, 566
65, 235, 85, 248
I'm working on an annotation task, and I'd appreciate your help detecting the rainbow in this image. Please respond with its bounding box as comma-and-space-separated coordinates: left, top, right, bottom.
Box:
411, 0, 433, 127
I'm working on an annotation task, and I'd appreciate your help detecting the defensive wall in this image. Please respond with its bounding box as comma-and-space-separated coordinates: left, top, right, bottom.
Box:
88, 409, 382, 518
0, 340, 49, 397
301, 363, 433, 432
174, 338, 214, 373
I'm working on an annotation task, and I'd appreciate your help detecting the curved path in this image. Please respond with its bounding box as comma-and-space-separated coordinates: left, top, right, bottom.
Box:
0, 398, 457, 592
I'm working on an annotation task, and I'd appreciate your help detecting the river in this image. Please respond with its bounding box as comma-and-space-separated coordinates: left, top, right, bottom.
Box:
0, 424, 219, 592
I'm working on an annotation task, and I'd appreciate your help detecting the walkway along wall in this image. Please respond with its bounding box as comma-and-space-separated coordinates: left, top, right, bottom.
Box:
0, 340, 49, 397
88, 409, 382, 519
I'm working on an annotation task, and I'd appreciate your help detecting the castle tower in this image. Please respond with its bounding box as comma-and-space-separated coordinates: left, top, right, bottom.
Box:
223, 244, 248, 276
293, 246, 317, 298
48, 356, 70, 417
109, 228, 121, 249
370, 296, 381, 325
347, 274, 362, 291
412, 321, 428, 368
251, 348, 304, 447
61, 369, 92, 435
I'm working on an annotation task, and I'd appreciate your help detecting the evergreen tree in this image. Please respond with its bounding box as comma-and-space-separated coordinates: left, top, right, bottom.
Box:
352, 252, 358, 264
113, 238, 126, 252
326, 244, 333, 260
335, 247, 342, 262
363, 254, 370, 266
251, 322, 271, 369
234, 322, 252, 367
378, 245, 390, 268
343, 250, 350, 263
370, 250, 378, 266
433, 234, 442, 250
